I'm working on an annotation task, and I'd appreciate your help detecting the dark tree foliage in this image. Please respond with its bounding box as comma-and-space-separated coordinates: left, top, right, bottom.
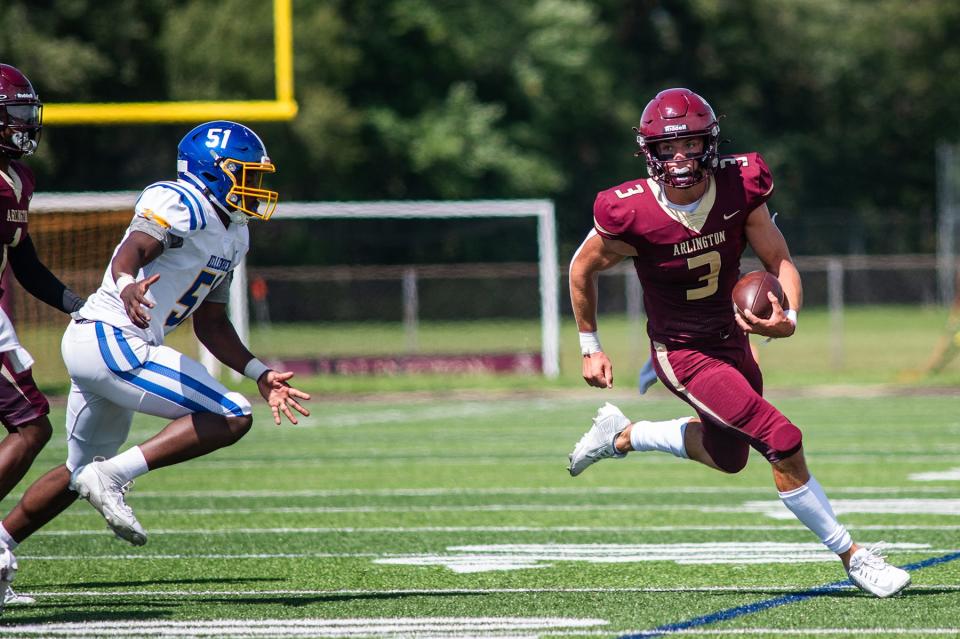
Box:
2, 0, 959, 261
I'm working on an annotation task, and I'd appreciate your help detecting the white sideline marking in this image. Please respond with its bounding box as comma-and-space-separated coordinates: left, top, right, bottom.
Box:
21, 553, 381, 560
123, 485, 957, 498
374, 542, 930, 573
57, 497, 960, 517
313, 399, 572, 428
910, 467, 960, 481
32, 523, 960, 538
713, 498, 960, 519
178, 452, 960, 470
20, 543, 949, 564
20, 542, 957, 572
19, 584, 960, 598
0, 617, 608, 638
59, 504, 715, 516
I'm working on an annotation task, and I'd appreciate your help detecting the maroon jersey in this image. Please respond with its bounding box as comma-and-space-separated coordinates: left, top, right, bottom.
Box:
0, 160, 35, 290
594, 152, 774, 346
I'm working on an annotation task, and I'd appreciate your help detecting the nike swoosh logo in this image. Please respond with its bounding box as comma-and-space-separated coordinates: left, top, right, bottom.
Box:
723, 210, 741, 220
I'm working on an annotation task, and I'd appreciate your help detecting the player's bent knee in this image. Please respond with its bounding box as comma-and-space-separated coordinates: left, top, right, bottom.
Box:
17, 418, 53, 453
767, 422, 803, 463
715, 449, 750, 474
224, 414, 253, 443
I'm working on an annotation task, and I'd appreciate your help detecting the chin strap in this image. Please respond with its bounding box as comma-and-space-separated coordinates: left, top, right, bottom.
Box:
227, 210, 250, 226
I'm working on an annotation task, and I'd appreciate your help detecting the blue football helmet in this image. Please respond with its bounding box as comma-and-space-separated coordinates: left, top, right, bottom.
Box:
176, 120, 278, 224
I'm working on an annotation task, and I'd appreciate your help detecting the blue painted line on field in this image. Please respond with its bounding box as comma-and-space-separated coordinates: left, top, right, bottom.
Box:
619, 550, 960, 638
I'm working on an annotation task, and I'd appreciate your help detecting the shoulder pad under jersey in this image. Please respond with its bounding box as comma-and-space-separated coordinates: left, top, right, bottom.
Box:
134, 181, 210, 236
592, 181, 647, 240
716, 152, 774, 210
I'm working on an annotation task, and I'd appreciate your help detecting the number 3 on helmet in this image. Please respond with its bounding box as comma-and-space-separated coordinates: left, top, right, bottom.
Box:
177, 120, 278, 224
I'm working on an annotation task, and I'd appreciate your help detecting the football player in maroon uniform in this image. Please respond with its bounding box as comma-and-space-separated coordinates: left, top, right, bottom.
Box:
0, 63, 85, 608
567, 88, 910, 598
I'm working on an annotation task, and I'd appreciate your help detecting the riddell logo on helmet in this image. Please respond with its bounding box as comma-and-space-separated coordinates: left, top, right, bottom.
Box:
663, 124, 688, 132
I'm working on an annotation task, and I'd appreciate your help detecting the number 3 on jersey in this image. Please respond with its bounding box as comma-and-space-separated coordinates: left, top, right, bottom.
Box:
165, 270, 223, 328
686, 251, 721, 300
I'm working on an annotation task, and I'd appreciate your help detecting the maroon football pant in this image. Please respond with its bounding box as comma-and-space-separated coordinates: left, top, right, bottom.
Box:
0, 351, 50, 432
650, 332, 802, 472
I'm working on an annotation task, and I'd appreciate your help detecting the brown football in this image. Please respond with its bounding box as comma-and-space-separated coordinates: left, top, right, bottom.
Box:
732, 270, 784, 320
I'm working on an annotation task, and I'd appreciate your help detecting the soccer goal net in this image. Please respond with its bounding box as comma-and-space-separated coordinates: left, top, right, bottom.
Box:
21, 194, 560, 387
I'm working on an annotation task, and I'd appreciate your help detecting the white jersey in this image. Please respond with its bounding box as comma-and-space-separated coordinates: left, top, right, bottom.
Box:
78, 179, 249, 345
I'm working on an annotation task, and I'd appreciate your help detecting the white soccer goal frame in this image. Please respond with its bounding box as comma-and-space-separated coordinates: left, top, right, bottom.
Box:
245, 200, 561, 378
31, 194, 561, 379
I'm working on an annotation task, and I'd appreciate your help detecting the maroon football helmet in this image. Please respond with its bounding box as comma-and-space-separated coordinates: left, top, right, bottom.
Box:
0, 64, 43, 158
634, 88, 719, 189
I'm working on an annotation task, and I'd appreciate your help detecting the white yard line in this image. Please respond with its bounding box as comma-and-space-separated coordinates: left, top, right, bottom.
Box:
31, 524, 960, 537
0, 616, 608, 638
17, 585, 960, 597
3, 620, 958, 638
18, 545, 954, 563
56, 504, 721, 516
910, 467, 960, 481
306, 399, 573, 428
717, 498, 960, 518
371, 542, 939, 572
178, 454, 960, 469
52, 498, 960, 517
121, 486, 957, 498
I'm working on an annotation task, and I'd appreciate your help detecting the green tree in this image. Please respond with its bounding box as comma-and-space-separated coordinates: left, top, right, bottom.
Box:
5, 1, 960, 258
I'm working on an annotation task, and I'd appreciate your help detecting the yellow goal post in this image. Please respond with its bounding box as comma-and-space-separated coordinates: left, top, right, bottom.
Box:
42, 0, 297, 125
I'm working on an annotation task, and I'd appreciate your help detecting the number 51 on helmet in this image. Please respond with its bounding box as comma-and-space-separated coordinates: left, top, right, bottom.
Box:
176, 120, 278, 224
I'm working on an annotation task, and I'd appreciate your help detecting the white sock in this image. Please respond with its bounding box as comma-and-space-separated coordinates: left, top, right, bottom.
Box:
105, 446, 150, 484
0, 523, 17, 550
628, 417, 690, 459
779, 475, 852, 554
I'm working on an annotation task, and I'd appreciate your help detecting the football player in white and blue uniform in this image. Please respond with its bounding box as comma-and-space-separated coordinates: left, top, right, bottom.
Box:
0, 122, 309, 605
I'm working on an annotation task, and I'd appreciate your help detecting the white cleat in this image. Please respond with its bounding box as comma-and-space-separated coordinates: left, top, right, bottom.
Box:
69, 460, 147, 546
0, 546, 17, 615
4, 586, 34, 606
567, 402, 630, 477
846, 544, 911, 598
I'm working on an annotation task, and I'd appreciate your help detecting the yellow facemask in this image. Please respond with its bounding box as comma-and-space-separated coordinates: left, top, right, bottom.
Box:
221, 157, 278, 221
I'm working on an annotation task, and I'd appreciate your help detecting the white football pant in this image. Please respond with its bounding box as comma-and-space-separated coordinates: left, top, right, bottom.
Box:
60, 320, 251, 471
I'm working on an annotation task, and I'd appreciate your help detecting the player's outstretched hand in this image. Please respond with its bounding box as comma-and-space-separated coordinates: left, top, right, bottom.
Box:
257, 370, 311, 425
734, 291, 796, 339
120, 273, 161, 328
582, 351, 614, 389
